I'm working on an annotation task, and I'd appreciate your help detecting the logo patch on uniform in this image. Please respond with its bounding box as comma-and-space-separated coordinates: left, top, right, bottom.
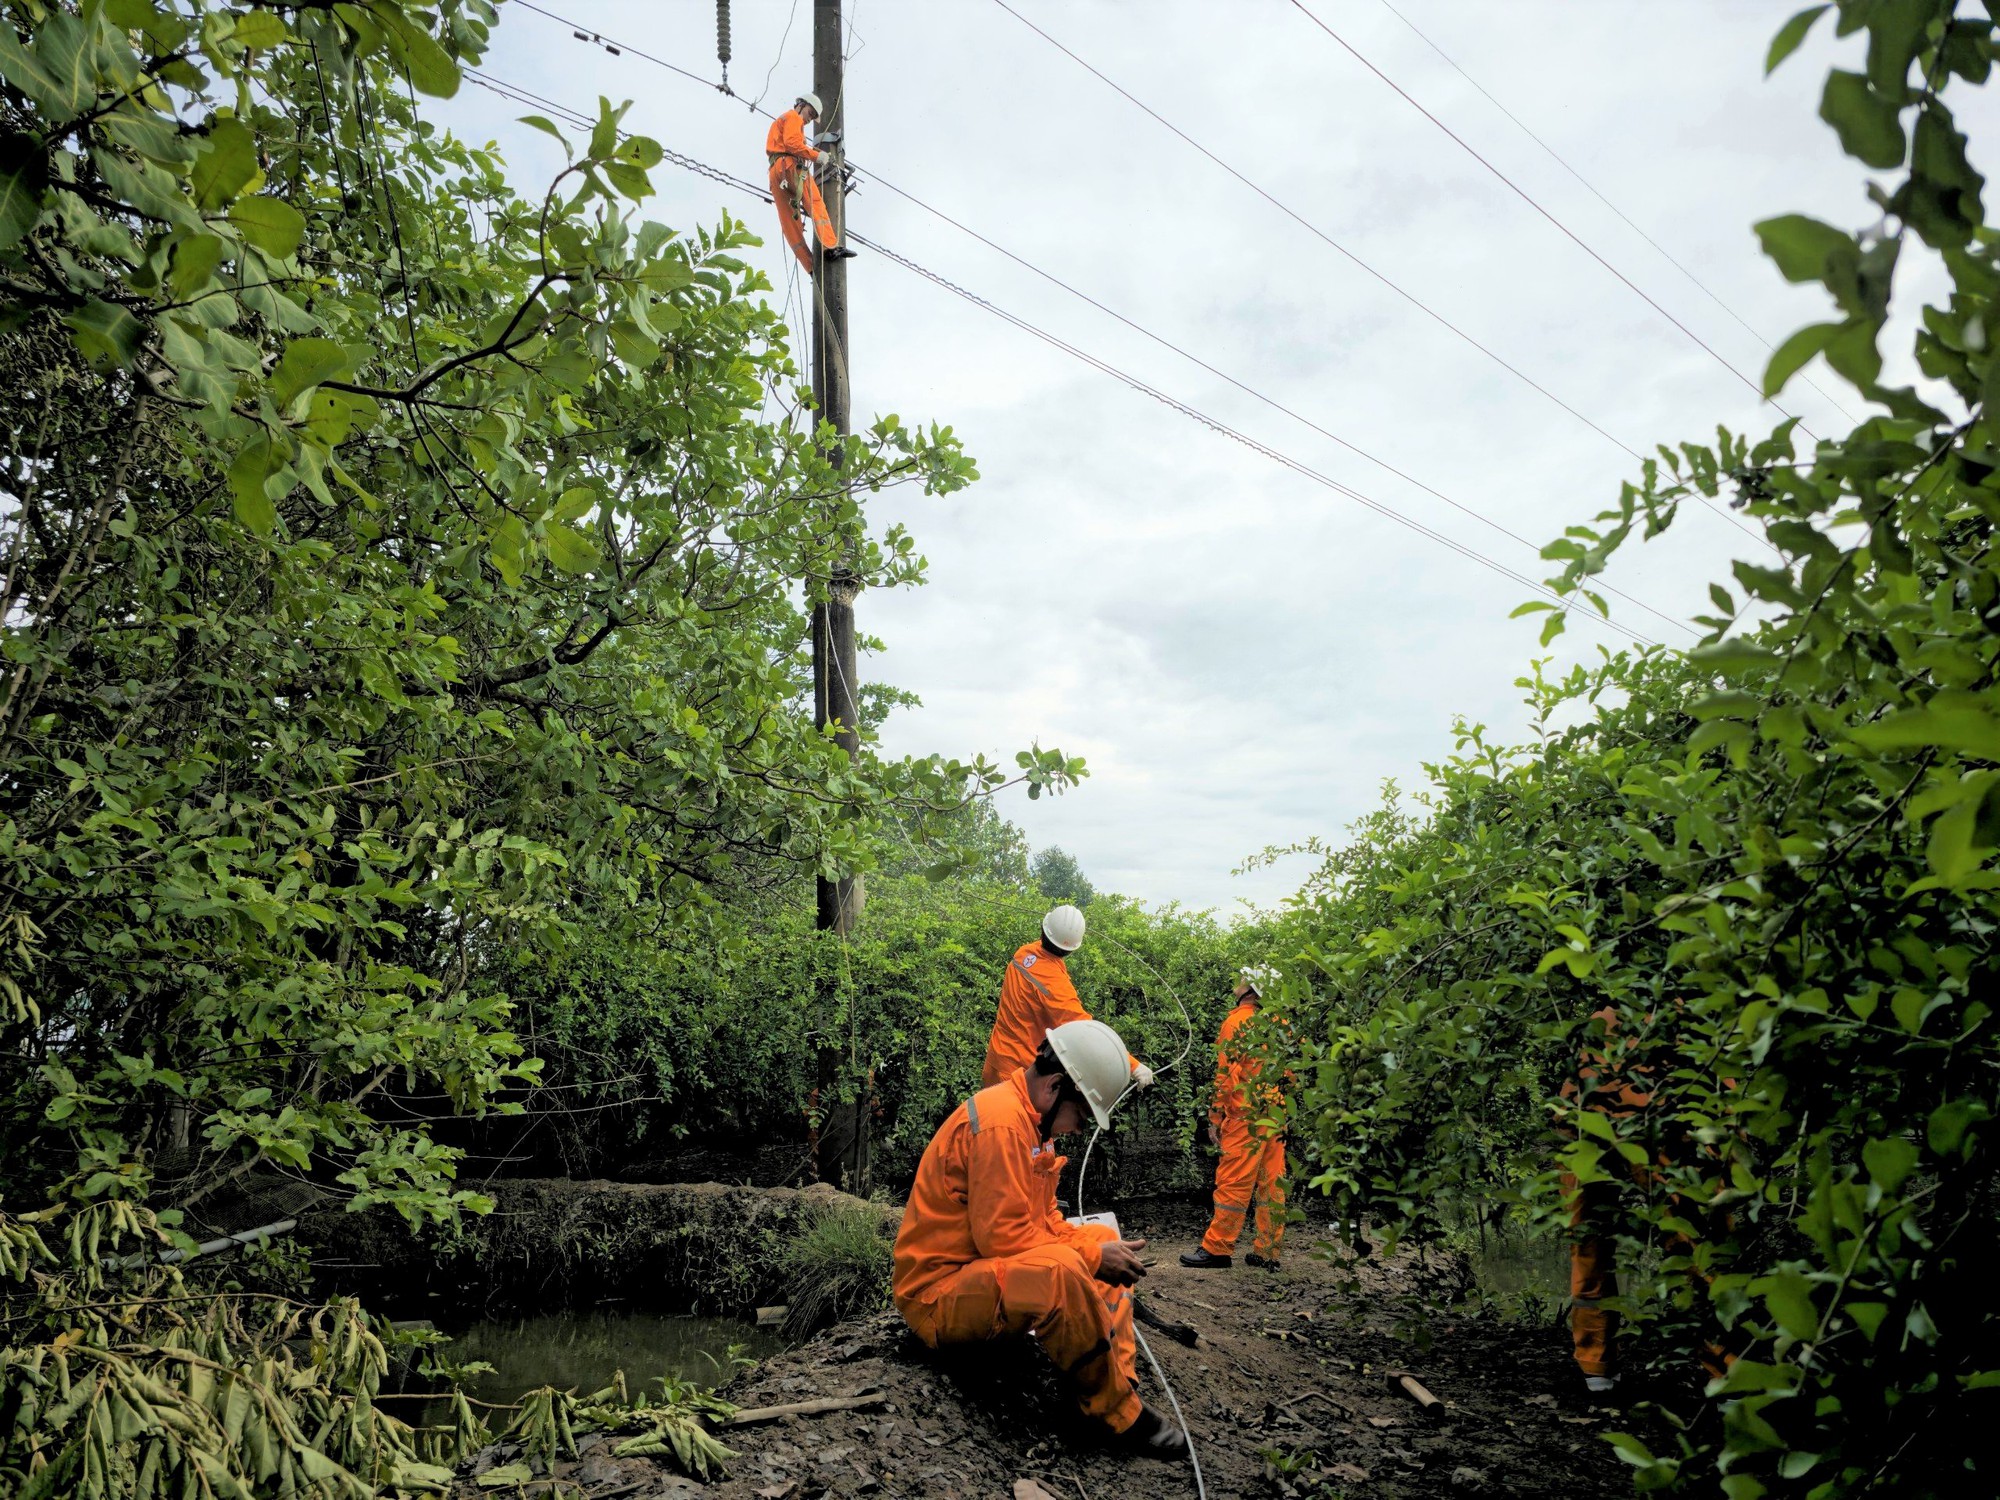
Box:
1020, 953, 1037, 968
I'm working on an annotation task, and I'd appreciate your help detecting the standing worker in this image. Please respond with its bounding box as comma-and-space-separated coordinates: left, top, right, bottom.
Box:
893, 1019, 1189, 1457
982, 905, 1152, 1090
765, 92, 857, 273
1182, 966, 1289, 1271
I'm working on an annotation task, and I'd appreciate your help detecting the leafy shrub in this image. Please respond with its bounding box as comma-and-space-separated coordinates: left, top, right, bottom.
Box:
1273, 5, 2000, 1493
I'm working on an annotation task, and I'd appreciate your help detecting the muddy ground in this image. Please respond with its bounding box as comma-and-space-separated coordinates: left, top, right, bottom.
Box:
458, 1207, 1647, 1500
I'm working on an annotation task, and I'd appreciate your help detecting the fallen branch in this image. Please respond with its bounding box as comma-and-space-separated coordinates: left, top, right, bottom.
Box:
1384, 1368, 1446, 1419
716, 1392, 886, 1427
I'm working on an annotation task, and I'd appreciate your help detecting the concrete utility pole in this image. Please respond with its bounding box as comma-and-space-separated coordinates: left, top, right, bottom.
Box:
811, 0, 868, 1193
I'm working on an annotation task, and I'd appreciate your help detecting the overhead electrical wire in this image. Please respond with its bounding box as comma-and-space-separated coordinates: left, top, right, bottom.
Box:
986, 0, 1776, 556
1375, 0, 1861, 426
985, 0, 1639, 462
479, 14, 1704, 637
1287, 0, 1814, 437
464, 67, 1659, 648
506, 3, 1762, 563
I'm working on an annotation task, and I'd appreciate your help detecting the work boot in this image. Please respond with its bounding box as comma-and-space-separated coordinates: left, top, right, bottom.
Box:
1178, 1247, 1231, 1269
1245, 1253, 1281, 1271
1120, 1403, 1190, 1459
823, 244, 858, 260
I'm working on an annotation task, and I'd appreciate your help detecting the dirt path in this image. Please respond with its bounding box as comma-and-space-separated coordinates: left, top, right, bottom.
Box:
489, 1218, 1636, 1500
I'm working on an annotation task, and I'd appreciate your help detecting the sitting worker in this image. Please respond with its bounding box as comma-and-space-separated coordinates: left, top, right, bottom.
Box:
982, 905, 1152, 1091
893, 1019, 1188, 1457
764, 90, 857, 273
1182, 966, 1290, 1270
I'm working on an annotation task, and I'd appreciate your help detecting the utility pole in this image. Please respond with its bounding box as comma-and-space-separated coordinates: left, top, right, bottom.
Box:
811, 0, 867, 1194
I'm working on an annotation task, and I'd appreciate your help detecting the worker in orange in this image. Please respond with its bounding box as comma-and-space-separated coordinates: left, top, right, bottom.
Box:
982, 905, 1152, 1092
765, 91, 856, 273
893, 1019, 1189, 1457
1182, 966, 1289, 1271
1559, 1003, 1734, 1396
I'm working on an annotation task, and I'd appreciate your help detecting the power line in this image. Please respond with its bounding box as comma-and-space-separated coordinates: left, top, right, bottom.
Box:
986, 0, 1639, 462
1375, 0, 1861, 426
483, 10, 1697, 635
462, 68, 1660, 649
1288, 0, 1812, 436
987, 0, 1775, 554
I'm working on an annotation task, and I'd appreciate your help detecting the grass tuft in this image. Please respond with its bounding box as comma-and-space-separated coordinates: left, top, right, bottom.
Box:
778, 1204, 894, 1339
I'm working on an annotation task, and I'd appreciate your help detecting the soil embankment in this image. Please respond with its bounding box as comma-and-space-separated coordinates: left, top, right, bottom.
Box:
458, 1212, 1633, 1500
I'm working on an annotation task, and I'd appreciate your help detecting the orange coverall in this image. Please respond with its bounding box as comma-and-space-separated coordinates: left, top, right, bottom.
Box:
1199, 999, 1288, 1261
765, 108, 836, 272
1560, 1005, 1733, 1381
981, 941, 1137, 1088
892, 1070, 1140, 1433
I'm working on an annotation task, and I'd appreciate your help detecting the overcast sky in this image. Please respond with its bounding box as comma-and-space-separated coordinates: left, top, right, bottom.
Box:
437, 1, 1989, 916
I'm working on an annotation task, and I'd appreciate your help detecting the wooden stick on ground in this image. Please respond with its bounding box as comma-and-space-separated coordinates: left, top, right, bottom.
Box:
1383, 1369, 1446, 1419
717, 1392, 887, 1427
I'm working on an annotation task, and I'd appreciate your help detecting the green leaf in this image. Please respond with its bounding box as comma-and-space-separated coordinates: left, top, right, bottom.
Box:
1862, 1134, 1918, 1192
231, 12, 287, 49
1849, 699, 2000, 760
602, 160, 653, 202
62, 299, 144, 368
476, 1462, 534, 1488
0, 10, 96, 122
228, 436, 279, 534
375, 5, 460, 98
0, 137, 48, 250
1766, 6, 1829, 75
544, 522, 601, 576
1757, 1272, 1820, 1341
227, 196, 306, 256
1762, 320, 1842, 397
268, 338, 353, 407
167, 232, 226, 300
190, 118, 258, 210
1754, 214, 1852, 285
518, 115, 572, 154
553, 486, 597, 522
1927, 1097, 1986, 1156
1819, 69, 1906, 170
488, 514, 527, 586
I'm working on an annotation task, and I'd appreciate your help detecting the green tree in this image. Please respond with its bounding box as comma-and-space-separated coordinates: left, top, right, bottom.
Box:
1031, 843, 1095, 906
1278, 4, 2000, 1494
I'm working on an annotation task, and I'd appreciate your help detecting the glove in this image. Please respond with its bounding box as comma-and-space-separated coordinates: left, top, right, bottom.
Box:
1132, 1063, 1155, 1090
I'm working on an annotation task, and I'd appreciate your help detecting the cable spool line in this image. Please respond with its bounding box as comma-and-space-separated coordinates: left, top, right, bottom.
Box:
497, 7, 1709, 632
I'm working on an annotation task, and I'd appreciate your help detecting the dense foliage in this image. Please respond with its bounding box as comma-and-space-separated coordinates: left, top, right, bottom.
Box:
1272, 4, 2000, 1494
487, 867, 1245, 1188
0, 1, 1082, 1493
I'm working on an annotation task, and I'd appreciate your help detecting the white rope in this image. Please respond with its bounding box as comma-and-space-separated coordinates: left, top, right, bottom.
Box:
1134, 1323, 1207, 1499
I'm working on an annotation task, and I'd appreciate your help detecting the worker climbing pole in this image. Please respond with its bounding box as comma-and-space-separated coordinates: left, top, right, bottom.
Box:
809, 0, 868, 1193
758, 0, 856, 279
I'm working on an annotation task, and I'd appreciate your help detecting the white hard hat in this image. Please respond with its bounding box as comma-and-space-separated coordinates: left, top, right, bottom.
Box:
1239, 965, 1270, 997
1046, 1019, 1133, 1130
1042, 904, 1086, 953
797, 92, 823, 116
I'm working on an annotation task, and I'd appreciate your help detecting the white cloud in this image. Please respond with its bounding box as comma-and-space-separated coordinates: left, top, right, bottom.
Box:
440, 0, 2000, 912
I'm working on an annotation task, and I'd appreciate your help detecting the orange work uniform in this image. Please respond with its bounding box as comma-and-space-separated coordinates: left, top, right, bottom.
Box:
1199, 999, 1287, 1261
1559, 1005, 1734, 1382
981, 941, 1136, 1088
765, 108, 837, 272
893, 1069, 1141, 1432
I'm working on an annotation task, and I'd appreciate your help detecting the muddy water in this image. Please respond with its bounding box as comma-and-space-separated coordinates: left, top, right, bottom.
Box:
442, 1310, 788, 1404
